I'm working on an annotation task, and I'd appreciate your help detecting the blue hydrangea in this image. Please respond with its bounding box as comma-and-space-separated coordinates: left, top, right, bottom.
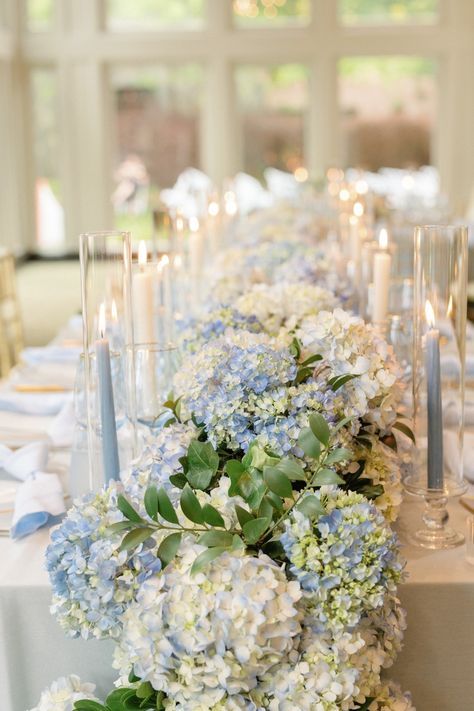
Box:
46, 482, 161, 640
173, 331, 297, 450
281, 487, 404, 633
177, 306, 263, 353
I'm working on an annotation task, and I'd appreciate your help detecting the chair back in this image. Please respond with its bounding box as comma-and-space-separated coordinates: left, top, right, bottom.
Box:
0, 250, 24, 377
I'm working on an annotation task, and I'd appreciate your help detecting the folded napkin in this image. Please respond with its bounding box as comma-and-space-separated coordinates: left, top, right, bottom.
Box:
47, 399, 75, 448
21, 345, 81, 366
444, 430, 474, 482
0, 441, 66, 539
0, 390, 71, 416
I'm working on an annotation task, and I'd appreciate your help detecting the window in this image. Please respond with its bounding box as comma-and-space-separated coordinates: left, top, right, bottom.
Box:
26, 0, 54, 32
233, 0, 311, 27
107, 0, 205, 31
111, 64, 203, 239
338, 56, 437, 170
235, 64, 308, 179
31, 68, 64, 251
339, 0, 439, 26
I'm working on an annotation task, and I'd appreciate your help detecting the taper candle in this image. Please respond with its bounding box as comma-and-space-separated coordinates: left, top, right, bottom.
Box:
96, 303, 120, 483
425, 299, 444, 490
372, 228, 392, 324
133, 241, 155, 344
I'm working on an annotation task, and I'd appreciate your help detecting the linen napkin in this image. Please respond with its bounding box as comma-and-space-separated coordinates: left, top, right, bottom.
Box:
0, 441, 66, 539
21, 345, 81, 366
0, 390, 71, 416
47, 399, 75, 448
443, 430, 474, 482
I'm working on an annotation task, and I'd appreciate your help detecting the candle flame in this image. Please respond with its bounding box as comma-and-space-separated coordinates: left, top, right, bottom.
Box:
161, 254, 169, 267
189, 216, 199, 232
111, 299, 118, 322
176, 216, 184, 231
425, 299, 435, 328
339, 188, 350, 202
353, 201, 364, 218
447, 294, 453, 318
138, 240, 148, 267
378, 228, 388, 250
355, 179, 368, 195
294, 167, 308, 183
173, 254, 183, 269
208, 200, 219, 217
98, 302, 106, 338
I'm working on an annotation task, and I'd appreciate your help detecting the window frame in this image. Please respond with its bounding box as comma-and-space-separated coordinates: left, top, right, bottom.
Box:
0, 0, 472, 254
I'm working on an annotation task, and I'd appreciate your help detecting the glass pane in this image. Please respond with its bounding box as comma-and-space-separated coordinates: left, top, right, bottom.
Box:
111, 65, 203, 240
233, 0, 311, 27
339, 0, 438, 26
338, 57, 437, 170
235, 64, 308, 180
27, 0, 54, 32
31, 68, 64, 251
107, 0, 205, 31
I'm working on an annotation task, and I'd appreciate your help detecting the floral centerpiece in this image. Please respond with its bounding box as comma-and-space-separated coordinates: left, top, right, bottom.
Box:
31, 209, 414, 711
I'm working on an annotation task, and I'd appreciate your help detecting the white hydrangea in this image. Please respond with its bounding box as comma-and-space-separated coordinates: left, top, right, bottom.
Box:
164, 694, 258, 710
296, 309, 403, 431
115, 541, 302, 707
235, 282, 338, 336
367, 681, 415, 711
353, 439, 404, 522
28, 676, 98, 711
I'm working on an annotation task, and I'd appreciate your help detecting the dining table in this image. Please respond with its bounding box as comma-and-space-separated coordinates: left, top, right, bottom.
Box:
1, 317, 474, 711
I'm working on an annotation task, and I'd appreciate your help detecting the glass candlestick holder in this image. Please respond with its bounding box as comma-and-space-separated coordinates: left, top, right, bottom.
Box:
79, 231, 136, 492
405, 225, 468, 549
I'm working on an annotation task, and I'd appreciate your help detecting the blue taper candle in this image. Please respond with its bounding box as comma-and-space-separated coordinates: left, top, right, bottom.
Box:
96, 303, 120, 483
425, 300, 444, 490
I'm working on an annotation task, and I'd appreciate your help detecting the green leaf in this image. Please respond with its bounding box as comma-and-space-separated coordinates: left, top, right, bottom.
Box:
242, 517, 270, 544
157, 532, 182, 567
117, 494, 144, 524
295, 366, 314, 384
392, 420, 416, 444
329, 373, 359, 391
297, 494, 325, 519
276, 458, 306, 481
265, 491, 284, 510
106, 688, 137, 709
202, 503, 226, 528
186, 440, 219, 490
359, 484, 384, 499
155, 691, 166, 710
313, 468, 344, 486
226, 459, 245, 477
128, 669, 140, 684
144, 486, 159, 521
119, 527, 154, 553
74, 702, 107, 711
169, 473, 187, 489
309, 413, 330, 447
136, 682, 154, 700
298, 427, 321, 459
180, 484, 204, 524
107, 521, 133, 534
231, 534, 245, 550
248, 445, 279, 471
199, 530, 234, 548
263, 466, 293, 499
258, 496, 274, 520
235, 504, 253, 528
157, 487, 179, 525
191, 546, 227, 575
333, 415, 354, 432
289, 336, 301, 359
325, 447, 352, 465
300, 353, 323, 367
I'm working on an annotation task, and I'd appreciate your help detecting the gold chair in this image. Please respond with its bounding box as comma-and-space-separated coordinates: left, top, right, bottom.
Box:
0, 250, 24, 377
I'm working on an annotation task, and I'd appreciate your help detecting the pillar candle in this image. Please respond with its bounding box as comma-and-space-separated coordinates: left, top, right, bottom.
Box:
425, 300, 444, 490
372, 228, 392, 324
96, 303, 120, 483
133, 240, 155, 344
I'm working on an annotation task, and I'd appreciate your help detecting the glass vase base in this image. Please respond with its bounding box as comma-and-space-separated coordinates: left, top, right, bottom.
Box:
411, 526, 464, 550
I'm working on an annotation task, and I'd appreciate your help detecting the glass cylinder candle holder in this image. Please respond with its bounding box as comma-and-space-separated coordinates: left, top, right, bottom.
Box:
405, 225, 468, 549
79, 231, 136, 491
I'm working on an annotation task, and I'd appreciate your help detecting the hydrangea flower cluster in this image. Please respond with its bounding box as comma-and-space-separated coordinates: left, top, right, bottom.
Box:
173, 330, 297, 450
281, 487, 404, 632
295, 309, 403, 431
46, 482, 161, 640
28, 675, 99, 711
177, 306, 263, 353
235, 282, 339, 336
115, 541, 302, 708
